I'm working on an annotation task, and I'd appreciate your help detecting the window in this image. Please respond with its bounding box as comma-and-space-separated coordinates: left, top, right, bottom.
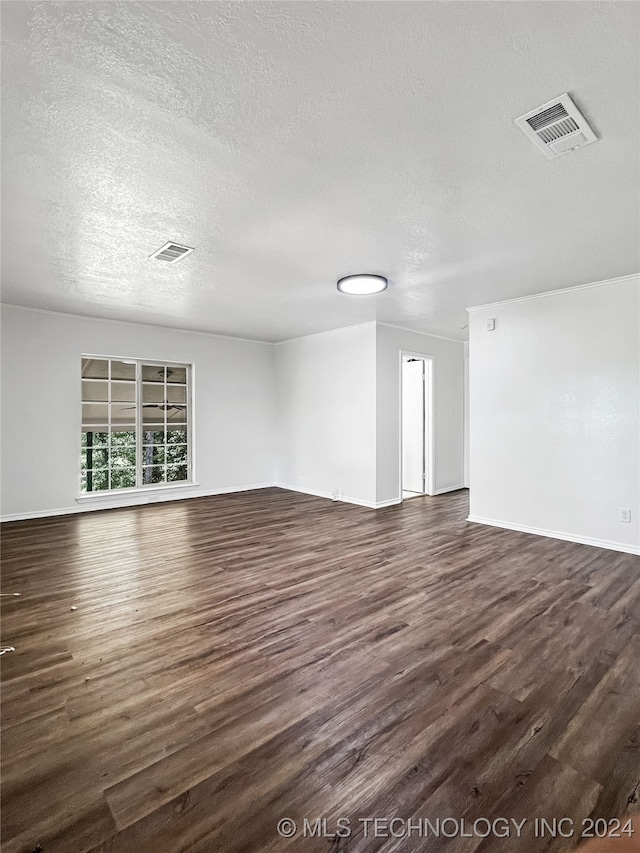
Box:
81, 357, 192, 492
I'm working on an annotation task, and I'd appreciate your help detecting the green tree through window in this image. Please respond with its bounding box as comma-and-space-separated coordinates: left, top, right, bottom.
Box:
81, 358, 191, 492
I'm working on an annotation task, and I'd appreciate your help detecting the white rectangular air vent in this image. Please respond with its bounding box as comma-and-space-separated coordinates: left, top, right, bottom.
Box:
149, 241, 194, 263
515, 93, 597, 159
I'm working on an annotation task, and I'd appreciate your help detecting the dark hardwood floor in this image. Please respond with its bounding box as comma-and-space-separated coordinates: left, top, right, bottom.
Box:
1, 488, 639, 853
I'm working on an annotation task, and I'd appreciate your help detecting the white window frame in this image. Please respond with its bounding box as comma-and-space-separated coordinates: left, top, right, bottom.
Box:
78, 354, 194, 497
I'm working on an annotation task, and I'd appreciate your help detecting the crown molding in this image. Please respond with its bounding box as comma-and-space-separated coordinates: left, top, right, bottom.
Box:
467, 273, 639, 313
0, 303, 273, 346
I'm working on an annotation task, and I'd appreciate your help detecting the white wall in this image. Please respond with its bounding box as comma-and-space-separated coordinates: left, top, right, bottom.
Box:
468, 275, 640, 554
376, 324, 465, 504
1, 306, 277, 519
1, 311, 463, 518
274, 323, 377, 506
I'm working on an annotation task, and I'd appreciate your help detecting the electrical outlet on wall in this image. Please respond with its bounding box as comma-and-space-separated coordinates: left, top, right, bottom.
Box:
619, 508, 631, 523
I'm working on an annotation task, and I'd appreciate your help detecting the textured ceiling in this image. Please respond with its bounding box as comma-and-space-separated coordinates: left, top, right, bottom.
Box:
2, 1, 639, 342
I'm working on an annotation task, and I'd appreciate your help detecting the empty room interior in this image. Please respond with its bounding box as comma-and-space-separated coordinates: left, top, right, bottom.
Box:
1, 2, 639, 852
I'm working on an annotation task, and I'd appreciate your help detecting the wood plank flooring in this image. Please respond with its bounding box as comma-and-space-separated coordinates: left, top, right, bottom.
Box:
1, 488, 639, 853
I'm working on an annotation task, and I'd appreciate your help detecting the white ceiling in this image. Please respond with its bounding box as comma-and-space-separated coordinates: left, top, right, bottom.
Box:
2, 1, 639, 342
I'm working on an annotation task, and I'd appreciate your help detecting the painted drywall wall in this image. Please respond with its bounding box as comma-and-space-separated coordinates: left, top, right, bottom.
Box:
274, 324, 377, 506
1, 311, 460, 518
1, 306, 277, 519
468, 275, 640, 554
376, 325, 465, 504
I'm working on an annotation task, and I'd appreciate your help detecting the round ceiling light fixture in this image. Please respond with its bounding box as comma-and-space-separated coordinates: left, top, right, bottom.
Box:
336, 274, 388, 295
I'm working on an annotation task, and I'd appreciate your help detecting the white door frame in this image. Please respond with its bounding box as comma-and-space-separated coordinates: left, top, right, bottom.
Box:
399, 351, 435, 498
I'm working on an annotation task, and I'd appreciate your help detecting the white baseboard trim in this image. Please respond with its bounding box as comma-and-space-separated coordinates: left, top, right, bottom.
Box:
273, 483, 402, 510
1, 506, 92, 522
433, 484, 466, 496
274, 482, 378, 508
467, 515, 640, 556
2, 480, 449, 522
375, 498, 403, 509
0, 483, 275, 523
273, 482, 334, 501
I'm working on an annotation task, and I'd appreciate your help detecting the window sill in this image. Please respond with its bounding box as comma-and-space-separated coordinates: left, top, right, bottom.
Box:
76, 482, 200, 504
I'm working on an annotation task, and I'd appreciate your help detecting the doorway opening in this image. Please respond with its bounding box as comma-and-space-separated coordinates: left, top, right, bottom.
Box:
401, 354, 434, 500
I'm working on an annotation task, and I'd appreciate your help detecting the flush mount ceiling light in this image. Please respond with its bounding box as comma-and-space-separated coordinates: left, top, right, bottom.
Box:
336, 274, 388, 295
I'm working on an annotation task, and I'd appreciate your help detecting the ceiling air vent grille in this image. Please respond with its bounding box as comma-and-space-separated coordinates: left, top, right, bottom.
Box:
515, 93, 597, 159
149, 242, 194, 263
526, 103, 569, 131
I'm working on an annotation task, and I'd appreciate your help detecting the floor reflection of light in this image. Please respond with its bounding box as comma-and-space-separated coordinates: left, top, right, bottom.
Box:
75, 501, 192, 568
68, 502, 196, 639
